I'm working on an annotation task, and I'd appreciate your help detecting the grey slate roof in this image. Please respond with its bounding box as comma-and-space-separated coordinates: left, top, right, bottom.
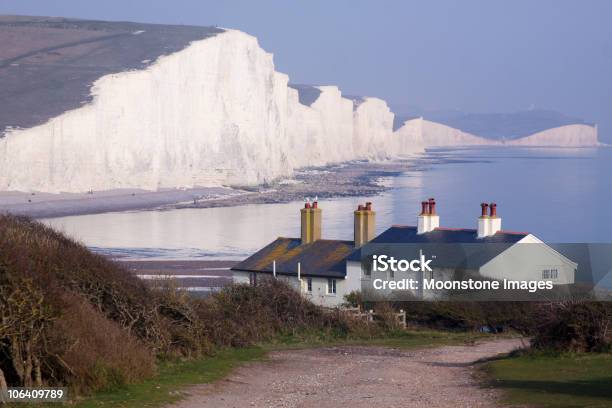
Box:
370, 226, 527, 245
349, 226, 529, 270
231, 237, 354, 279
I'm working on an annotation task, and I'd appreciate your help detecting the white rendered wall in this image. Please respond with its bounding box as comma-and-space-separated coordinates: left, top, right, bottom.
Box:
480, 235, 576, 284
232, 270, 346, 307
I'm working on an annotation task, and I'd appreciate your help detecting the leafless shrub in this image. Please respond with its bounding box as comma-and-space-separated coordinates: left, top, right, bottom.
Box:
531, 300, 611, 352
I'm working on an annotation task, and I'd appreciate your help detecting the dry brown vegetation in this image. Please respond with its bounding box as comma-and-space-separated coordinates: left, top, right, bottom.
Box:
0, 215, 377, 396
531, 301, 612, 352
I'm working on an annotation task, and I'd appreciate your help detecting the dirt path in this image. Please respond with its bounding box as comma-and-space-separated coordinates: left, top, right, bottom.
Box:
169, 338, 524, 408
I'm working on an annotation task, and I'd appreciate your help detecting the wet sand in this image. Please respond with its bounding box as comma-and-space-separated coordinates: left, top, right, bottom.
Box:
119, 259, 236, 290
0, 160, 415, 219
0, 186, 238, 219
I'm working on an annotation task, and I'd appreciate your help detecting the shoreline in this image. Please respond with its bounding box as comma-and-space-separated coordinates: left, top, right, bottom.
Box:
0, 159, 416, 219
1, 146, 601, 219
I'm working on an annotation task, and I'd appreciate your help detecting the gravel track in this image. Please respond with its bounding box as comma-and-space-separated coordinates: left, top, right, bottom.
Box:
168, 338, 524, 408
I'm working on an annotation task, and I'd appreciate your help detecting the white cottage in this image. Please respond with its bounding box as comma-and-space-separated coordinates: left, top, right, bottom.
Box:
232, 199, 577, 306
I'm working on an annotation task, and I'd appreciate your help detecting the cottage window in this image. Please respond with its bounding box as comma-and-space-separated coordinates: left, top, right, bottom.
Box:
307, 277, 313, 292
363, 262, 372, 277
249, 272, 257, 286
542, 269, 559, 280
327, 278, 337, 294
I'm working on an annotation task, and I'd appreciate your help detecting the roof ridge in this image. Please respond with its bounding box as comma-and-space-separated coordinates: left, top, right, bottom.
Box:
274, 237, 354, 244
316, 238, 354, 243
435, 227, 477, 232
497, 230, 529, 235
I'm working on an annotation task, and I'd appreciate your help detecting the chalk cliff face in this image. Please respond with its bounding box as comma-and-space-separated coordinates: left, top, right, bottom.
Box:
393, 118, 599, 148
0, 26, 600, 193
352, 97, 396, 159
395, 118, 495, 147
506, 124, 599, 147
0, 30, 405, 193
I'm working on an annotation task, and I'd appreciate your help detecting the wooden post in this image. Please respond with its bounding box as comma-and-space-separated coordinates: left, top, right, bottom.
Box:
398, 309, 406, 328
273, 260, 276, 278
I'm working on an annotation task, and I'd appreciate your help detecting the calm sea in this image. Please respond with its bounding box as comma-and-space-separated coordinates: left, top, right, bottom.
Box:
42, 147, 611, 260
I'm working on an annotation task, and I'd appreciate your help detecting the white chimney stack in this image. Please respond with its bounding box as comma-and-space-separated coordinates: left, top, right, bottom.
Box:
417, 198, 439, 234
477, 202, 490, 238
489, 202, 501, 235
477, 202, 501, 238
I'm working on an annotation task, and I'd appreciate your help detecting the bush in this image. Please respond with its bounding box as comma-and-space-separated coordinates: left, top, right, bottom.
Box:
343, 290, 538, 333
196, 279, 369, 347
531, 301, 612, 353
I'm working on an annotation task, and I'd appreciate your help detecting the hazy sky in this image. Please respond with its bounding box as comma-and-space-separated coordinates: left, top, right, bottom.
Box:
1, 0, 611, 141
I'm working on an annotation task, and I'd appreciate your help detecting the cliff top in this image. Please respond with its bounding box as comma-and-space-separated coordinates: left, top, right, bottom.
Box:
0, 15, 222, 135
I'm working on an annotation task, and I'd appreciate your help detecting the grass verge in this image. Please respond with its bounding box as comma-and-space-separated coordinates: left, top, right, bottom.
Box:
73, 347, 266, 408
481, 352, 612, 408
267, 329, 493, 351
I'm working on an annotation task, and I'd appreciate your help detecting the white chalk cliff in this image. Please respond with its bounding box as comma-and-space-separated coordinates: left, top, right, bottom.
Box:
505, 124, 599, 147
394, 119, 599, 148
395, 118, 496, 147
0, 30, 421, 193
0, 29, 599, 193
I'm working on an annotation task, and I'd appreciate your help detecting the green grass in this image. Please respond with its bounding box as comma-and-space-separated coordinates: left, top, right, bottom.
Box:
74, 347, 266, 408
482, 352, 612, 408
267, 329, 491, 351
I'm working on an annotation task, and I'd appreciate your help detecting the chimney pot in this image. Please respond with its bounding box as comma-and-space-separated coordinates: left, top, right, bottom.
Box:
428, 198, 436, 215
365, 202, 372, 211
420, 201, 429, 215
480, 202, 489, 217
489, 203, 497, 217
312, 201, 318, 208
305, 202, 311, 209
357, 204, 364, 211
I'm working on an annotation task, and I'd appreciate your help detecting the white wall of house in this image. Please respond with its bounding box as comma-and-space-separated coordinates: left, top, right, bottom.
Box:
233, 270, 251, 284
232, 271, 349, 307
480, 235, 576, 284
353, 260, 456, 300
